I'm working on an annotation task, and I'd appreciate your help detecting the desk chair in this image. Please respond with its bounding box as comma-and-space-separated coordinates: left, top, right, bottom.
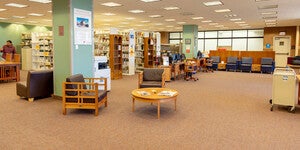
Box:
184, 62, 198, 81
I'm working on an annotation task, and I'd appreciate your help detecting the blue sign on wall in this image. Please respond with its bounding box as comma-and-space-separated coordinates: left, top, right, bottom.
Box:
266, 43, 271, 48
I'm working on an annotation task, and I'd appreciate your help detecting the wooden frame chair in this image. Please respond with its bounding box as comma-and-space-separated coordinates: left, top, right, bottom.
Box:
62, 74, 108, 116
138, 68, 165, 88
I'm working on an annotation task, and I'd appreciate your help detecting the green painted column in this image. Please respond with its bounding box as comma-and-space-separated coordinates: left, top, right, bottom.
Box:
182, 25, 198, 59
52, 0, 94, 97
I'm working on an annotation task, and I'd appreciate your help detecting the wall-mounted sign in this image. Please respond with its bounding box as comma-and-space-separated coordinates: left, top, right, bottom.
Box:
185, 38, 191, 44
266, 43, 271, 48
74, 8, 92, 45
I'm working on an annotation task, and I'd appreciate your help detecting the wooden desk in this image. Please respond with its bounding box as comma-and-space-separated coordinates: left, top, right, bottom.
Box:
0, 61, 20, 82
132, 88, 178, 119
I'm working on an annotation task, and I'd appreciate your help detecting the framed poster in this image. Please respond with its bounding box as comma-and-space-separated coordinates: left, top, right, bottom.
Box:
74, 8, 92, 45
185, 38, 191, 44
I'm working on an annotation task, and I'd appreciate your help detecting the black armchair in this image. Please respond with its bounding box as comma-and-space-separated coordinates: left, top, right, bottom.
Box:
226, 56, 238, 71
240, 57, 253, 72
16, 70, 53, 102
210, 56, 220, 70
261, 57, 275, 73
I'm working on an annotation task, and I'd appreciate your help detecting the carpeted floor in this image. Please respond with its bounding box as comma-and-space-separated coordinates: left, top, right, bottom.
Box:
1, 70, 300, 149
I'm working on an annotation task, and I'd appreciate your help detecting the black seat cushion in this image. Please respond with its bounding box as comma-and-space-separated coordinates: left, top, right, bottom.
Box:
140, 81, 162, 88
66, 74, 86, 96
66, 90, 107, 103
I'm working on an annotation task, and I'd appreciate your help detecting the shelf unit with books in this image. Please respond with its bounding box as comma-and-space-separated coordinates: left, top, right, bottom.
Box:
144, 37, 155, 68
109, 34, 123, 80
135, 32, 144, 72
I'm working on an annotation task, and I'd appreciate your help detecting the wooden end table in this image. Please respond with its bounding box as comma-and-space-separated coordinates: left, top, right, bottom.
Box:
131, 88, 178, 119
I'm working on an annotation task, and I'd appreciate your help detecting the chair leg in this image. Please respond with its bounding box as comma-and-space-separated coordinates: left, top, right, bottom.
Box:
105, 99, 108, 107
28, 98, 34, 102
63, 107, 67, 115
95, 107, 99, 116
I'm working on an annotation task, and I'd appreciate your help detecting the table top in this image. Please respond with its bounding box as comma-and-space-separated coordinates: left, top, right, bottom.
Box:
132, 88, 178, 100
0, 61, 21, 65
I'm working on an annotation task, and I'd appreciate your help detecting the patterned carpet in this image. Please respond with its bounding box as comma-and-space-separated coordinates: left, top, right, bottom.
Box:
0, 70, 300, 149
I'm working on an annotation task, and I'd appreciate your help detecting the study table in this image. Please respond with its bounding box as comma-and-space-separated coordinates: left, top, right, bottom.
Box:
0, 61, 20, 82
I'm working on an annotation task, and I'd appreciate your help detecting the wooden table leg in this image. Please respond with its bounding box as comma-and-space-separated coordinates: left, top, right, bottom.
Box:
132, 98, 135, 112
157, 102, 160, 119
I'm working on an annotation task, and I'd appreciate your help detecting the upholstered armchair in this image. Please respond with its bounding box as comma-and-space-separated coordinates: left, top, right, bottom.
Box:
261, 57, 275, 73
210, 56, 220, 70
240, 57, 253, 72
16, 70, 53, 102
62, 74, 108, 116
226, 56, 238, 71
138, 68, 165, 88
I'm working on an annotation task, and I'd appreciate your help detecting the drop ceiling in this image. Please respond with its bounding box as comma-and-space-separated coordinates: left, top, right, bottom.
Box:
0, 0, 300, 32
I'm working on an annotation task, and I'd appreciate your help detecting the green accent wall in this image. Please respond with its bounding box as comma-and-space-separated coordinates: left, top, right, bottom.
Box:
183, 25, 198, 59
0, 22, 51, 55
53, 0, 93, 96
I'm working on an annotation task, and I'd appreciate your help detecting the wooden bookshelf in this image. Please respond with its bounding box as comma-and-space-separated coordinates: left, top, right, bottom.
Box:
109, 35, 123, 80
144, 37, 154, 68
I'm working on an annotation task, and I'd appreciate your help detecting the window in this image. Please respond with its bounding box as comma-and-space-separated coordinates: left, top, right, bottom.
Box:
169, 29, 264, 51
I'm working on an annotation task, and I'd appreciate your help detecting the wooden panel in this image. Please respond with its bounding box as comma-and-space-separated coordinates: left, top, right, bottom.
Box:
240, 51, 275, 64
209, 50, 239, 63
264, 26, 296, 51
160, 32, 169, 44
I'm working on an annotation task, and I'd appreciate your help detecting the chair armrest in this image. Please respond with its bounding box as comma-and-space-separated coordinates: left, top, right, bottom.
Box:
138, 72, 143, 88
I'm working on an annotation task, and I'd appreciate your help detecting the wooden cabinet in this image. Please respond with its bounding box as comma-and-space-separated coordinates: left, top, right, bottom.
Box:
144, 37, 155, 68
109, 35, 123, 80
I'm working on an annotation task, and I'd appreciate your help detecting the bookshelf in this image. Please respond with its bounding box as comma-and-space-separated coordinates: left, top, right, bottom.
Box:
94, 33, 110, 58
109, 34, 123, 80
144, 37, 155, 68
121, 32, 129, 74
135, 32, 144, 72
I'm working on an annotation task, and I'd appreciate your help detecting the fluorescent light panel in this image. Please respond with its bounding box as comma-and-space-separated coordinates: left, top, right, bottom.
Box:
263, 16, 277, 19
164, 6, 180, 10
28, 0, 51, 4
230, 18, 242, 21
0, 9, 7, 11
165, 19, 175, 21
125, 17, 135, 20
128, 10, 145, 13
0, 17, 8, 20
202, 20, 212, 23
177, 22, 186, 24
261, 11, 277, 15
101, 2, 122, 7
235, 21, 246, 24
102, 13, 116, 16
141, 20, 150, 23
225, 14, 237, 18
149, 15, 162, 18
255, 0, 271, 2
192, 17, 204, 20
203, 1, 223, 6
13, 16, 26, 18
258, 5, 278, 10
140, 0, 161, 2
5, 3, 28, 8
28, 13, 44, 16
215, 9, 231, 13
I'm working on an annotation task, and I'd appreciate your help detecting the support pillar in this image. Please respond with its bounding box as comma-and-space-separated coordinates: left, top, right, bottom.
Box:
52, 0, 94, 96
182, 25, 198, 59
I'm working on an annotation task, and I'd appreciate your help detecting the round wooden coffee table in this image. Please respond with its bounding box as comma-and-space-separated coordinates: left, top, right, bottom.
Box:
131, 88, 178, 119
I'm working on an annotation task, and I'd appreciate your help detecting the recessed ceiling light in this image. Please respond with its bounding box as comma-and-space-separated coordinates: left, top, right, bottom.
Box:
140, 0, 161, 3
265, 19, 277, 22
149, 15, 163, 18
258, 5, 278, 10
177, 22, 186, 24
215, 9, 231, 13
155, 23, 163, 26
0, 17, 8, 20
128, 10, 145, 13
266, 24, 276, 27
27, 21, 38, 23
125, 17, 135, 20
28, 0, 51, 4
13, 16, 26, 19
28, 13, 44, 16
266, 22, 276, 25
209, 23, 218, 25
0, 9, 7, 11
202, 20, 212, 23
192, 17, 204, 20
203, 1, 223, 6
230, 18, 242, 21
225, 14, 237, 18
235, 21, 246, 24
262, 16, 277, 19
48, 10, 52, 13
255, 0, 271, 2
239, 24, 249, 26
102, 13, 116, 16
141, 20, 150, 23
121, 22, 129, 24
164, 6, 180, 10
101, 2, 122, 7
5, 3, 28, 8
261, 11, 277, 15
165, 19, 175, 21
